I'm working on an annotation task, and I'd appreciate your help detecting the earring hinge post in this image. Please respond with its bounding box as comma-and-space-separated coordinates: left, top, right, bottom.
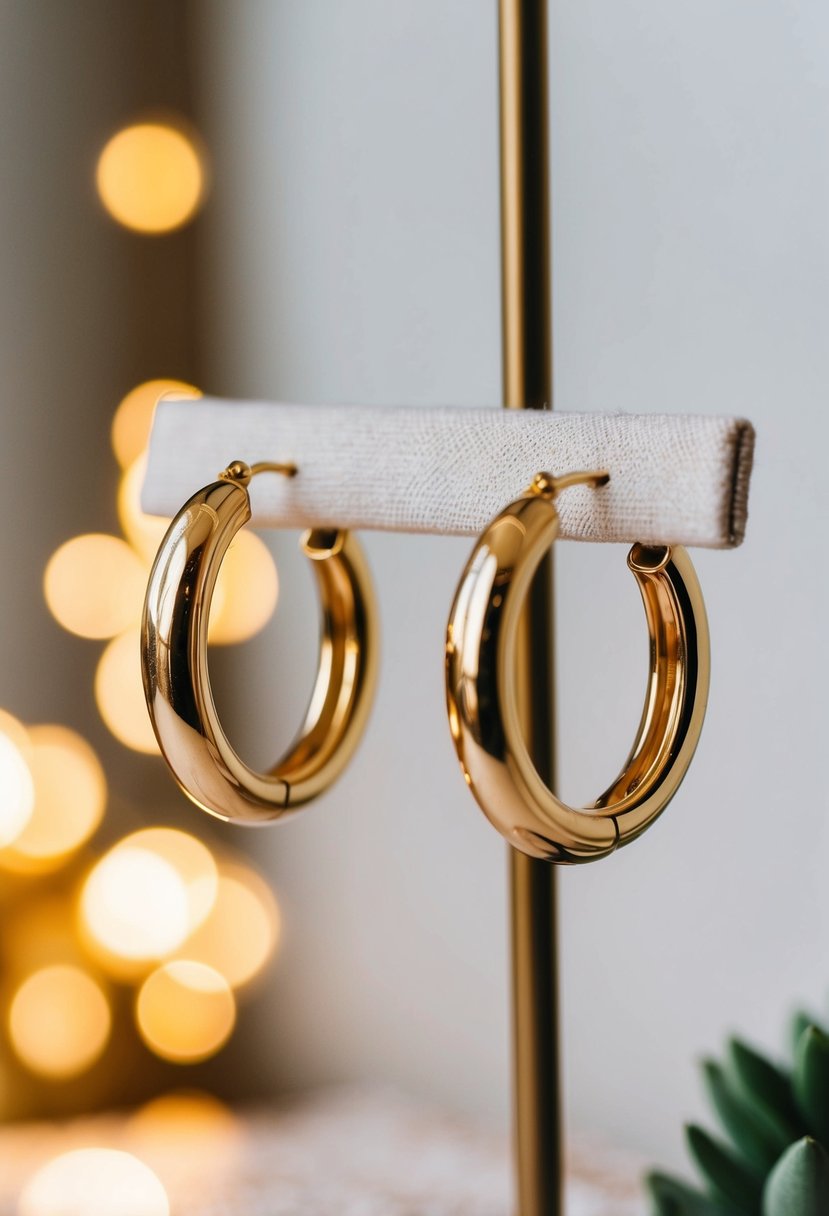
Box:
530, 470, 610, 500
218, 459, 298, 486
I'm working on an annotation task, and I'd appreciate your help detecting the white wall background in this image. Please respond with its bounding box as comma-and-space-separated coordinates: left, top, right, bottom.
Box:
195, 0, 829, 1169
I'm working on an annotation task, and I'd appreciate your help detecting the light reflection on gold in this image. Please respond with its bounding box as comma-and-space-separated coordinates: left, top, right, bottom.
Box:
81, 845, 190, 972
8, 965, 110, 1079
19, 1148, 169, 1216
136, 961, 236, 1063
44, 534, 146, 640
111, 379, 201, 472
95, 629, 159, 754
0, 726, 106, 873
209, 530, 279, 645
96, 121, 205, 235
181, 862, 280, 990
118, 455, 170, 562
0, 712, 34, 848
115, 828, 218, 933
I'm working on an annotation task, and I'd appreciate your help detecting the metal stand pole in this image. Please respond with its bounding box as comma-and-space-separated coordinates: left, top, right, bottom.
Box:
499, 3, 561, 1215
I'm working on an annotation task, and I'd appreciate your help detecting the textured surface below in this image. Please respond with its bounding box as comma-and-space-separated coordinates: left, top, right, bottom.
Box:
0, 1086, 644, 1215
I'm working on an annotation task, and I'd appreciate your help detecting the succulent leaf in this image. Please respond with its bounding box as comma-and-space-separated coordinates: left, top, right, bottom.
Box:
790, 1011, 826, 1059
685, 1123, 762, 1214
703, 1060, 788, 1174
727, 1038, 802, 1141
793, 1026, 829, 1144
762, 1137, 829, 1216
645, 1171, 732, 1215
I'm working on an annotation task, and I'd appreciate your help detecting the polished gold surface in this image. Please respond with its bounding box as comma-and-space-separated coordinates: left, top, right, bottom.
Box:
141, 461, 377, 823
499, 1, 561, 1211
446, 475, 710, 863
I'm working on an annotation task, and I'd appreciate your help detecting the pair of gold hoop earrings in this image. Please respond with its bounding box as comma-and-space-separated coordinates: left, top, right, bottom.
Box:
141, 460, 709, 864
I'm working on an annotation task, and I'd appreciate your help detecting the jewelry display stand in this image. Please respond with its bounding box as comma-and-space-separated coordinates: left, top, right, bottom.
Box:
141, 3, 755, 1213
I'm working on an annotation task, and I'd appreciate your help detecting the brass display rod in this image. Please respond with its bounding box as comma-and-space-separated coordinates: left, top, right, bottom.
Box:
498, 2, 561, 1216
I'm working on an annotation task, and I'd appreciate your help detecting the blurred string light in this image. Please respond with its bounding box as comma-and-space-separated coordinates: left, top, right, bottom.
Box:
81, 848, 191, 971
18, 1149, 169, 1216
79, 829, 218, 975
0, 726, 106, 874
136, 961, 236, 1064
0, 714, 280, 1086
126, 828, 218, 930
44, 377, 280, 754
210, 530, 279, 644
181, 862, 280, 990
8, 965, 110, 1080
0, 711, 34, 848
77, 834, 278, 992
128, 1089, 239, 1149
43, 535, 146, 641
117, 455, 169, 561
111, 379, 200, 471
126, 1090, 242, 1190
2, 893, 78, 975
96, 121, 205, 235
0, 113, 282, 1117
95, 629, 159, 754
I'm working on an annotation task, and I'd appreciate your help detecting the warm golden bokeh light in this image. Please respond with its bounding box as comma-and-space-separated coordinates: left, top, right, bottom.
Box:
209, 530, 279, 645
127, 1091, 241, 1176
0, 707, 31, 757
2, 895, 78, 976
0, 713, 33, 848
118, 455, 170, 561
111, 379, 201, 470
96, 122, 205, 235
115, 828, 218, 933
95, 629, 159, 754
44, 534, 146, 640
0, 726, 106, 873
8, 965, 110, 1079
181, 863, 280, 989
81, 845, 190, 970
136, 961, 236, 1063
19, 1148, 169, 1216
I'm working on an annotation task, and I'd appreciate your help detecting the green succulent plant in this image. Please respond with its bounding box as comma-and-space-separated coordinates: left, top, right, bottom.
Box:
645, 1012, 829, 1215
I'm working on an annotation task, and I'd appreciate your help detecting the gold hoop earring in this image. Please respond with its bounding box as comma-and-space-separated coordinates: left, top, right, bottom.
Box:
445, 471, 710, 863
141, 460, 377, 824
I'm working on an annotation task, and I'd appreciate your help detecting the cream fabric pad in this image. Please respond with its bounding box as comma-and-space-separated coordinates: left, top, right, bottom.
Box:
143, 400, 754, 548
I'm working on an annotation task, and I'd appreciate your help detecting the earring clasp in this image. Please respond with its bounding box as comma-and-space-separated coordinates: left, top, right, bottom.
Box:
528, 470, 609, 500
219, 460, 298, 487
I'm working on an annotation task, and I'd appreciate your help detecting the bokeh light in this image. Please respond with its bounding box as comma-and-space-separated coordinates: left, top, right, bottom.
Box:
44, 534, 146, 640
0, 712, 33, 848
81, 845, 190, 971
0, 726, 106, 873
136, 961, 236, 1063
96, 122, 205, 235
118, 455, 170, 562
2, 894, 77, 976
127, 1091, 241, 1179
94, 629, 159, 754
111, 379, 201, 471
114, 828, 218, 933
181, 862, 280, 990
8, 965, 110, 1079
209, 530, 279, 645
19, 1148, 169, 1216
